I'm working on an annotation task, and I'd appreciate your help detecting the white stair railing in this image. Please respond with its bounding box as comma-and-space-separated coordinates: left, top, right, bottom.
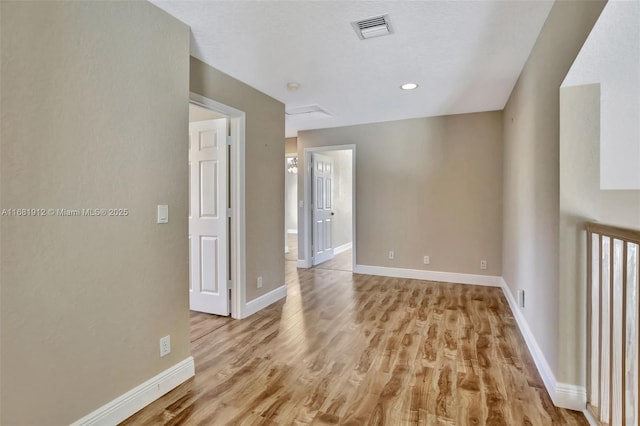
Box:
587, 223, 640, 425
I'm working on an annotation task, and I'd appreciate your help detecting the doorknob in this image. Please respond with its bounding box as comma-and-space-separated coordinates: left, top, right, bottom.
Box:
331, 212, 335, 216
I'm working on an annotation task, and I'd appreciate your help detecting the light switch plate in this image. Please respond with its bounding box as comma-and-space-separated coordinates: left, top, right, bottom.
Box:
157, 205, 169, 224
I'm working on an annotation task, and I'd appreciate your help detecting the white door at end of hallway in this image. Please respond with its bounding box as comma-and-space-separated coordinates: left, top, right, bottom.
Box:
312, 153, 334, 266
189, 118, 228, 315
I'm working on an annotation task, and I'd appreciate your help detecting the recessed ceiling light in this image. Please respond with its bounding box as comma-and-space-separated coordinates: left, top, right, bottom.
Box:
401, 83, 418, 90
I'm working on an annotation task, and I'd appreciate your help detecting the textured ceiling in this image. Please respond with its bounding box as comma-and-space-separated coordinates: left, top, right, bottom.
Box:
153, 1, 554, 137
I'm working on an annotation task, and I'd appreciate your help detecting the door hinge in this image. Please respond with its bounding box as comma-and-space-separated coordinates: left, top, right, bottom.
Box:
227, 208, 232, 217
226, 136, 232, 146
228, 286, 232, 316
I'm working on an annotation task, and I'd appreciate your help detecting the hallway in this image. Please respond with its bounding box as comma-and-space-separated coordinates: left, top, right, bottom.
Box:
124, 258, 586, 425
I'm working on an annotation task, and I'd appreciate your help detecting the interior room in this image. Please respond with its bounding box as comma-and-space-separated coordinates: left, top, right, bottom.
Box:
1, 0, 639, 425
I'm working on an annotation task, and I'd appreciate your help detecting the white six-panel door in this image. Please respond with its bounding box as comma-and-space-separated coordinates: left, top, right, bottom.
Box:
312, 153, 334, 265
189, 119, 228, 315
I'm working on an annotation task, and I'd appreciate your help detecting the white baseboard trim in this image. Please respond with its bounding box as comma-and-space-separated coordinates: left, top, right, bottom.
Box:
287, 229, 298, 234
500, 278, 586, 411
353, 264, 502, 287
242, 284, 287, 318
72, 356, 195, 426
555, 382, 587, 411
500, 278, 557, 405
333, 242, 353, 255
297, 259, 310, 268
583, 407, 598, 426
349, 268, 585, 411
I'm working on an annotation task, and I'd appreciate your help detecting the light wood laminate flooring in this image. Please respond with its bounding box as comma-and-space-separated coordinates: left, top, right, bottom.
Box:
122, 261, 586, 425
285, 233, 298, 263
286, 233, 352, 272
314, 249, 352, 272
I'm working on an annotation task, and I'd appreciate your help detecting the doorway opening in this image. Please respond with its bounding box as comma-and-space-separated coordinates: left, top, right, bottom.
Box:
188, 94, 246, 326
285, 154, 298, 263
301, 145, 355, 272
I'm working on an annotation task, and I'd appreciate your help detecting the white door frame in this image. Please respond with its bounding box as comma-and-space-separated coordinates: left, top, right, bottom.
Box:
190, 93, 246, 319
301, 144, 356, 270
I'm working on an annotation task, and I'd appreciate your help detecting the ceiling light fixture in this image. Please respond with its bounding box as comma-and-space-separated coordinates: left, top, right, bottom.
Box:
285, 104, 333, 120
287, 157, 298, 174
400, 83, 418, 90
287, 82, 300, 91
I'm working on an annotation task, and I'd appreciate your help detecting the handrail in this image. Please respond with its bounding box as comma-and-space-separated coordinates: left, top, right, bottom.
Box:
586, 222, 640, 243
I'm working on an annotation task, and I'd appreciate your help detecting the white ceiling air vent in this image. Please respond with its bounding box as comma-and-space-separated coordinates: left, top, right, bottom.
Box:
286, 104, 333, 120
351, 14, 393, 40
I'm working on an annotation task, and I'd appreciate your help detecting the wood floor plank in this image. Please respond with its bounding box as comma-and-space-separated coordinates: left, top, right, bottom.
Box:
189, 311, 234, 342
121, 260, 588, 425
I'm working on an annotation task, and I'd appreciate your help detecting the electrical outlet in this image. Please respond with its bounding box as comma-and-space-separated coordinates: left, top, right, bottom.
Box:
517, 290, 525, 308
480, 260, 487, 270
423, 255, 430, 265
160, 335, 171, 357
257, 276, 263, 288
388, 251, 394, 260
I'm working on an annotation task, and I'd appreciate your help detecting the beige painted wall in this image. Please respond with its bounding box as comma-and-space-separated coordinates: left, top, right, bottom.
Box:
1, 2, 190, 424
298, 111, 503, 275
285, 137, 298, 155
190, 57, 285, 302
559, 84, 640, 385
502, 0, 606, 378
323, 150, 353, 249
